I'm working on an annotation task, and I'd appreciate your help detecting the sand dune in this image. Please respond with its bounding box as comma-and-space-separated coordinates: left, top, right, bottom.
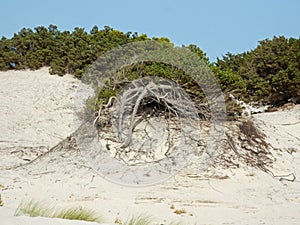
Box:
0, 68, 299, 224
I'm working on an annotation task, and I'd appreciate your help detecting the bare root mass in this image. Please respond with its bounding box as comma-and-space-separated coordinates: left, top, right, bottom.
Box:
94, 77, 200, 166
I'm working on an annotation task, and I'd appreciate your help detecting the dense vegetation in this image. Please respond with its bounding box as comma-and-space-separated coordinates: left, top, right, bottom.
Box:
216, 36, 300, 106
0, 25, 299, 115
0, 25, 150, 76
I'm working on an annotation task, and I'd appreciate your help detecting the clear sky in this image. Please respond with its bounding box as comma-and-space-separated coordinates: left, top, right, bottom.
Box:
0, 0, 299, 61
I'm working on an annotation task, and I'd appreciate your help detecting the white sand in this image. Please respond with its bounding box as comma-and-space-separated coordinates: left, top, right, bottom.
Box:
0, 68, 299, 224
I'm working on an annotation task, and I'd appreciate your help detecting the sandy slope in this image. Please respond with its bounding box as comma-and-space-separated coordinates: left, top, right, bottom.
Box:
0, 68, 299, 225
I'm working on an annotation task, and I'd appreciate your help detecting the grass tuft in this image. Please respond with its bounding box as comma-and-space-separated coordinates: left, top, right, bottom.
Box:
126, 214, 152, 225
14, 200, 103, 223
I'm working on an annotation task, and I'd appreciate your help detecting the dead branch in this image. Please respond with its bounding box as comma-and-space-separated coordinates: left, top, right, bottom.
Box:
94, 77, 200, 165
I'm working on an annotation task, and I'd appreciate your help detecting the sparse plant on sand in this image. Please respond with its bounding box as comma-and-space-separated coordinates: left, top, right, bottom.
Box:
0, 194, 3, 207
124, 214, 187, 225
14, 200, 103, 223
173, 208, 187, 215
125, 214, 152, 225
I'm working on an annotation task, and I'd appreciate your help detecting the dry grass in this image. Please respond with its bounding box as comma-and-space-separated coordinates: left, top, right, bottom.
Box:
238, 119, 268, 147
173, 208, 186, 215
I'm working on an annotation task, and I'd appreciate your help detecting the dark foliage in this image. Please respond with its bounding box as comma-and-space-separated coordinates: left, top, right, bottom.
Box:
1, 26, 298, 116
216, 36, 300, 106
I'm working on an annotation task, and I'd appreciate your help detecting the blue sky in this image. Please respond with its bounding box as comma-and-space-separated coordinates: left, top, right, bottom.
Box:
1, 0, 299, 61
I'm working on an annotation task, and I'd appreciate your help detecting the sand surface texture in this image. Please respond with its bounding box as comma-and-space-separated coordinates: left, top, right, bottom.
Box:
0, 68, 299, 224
